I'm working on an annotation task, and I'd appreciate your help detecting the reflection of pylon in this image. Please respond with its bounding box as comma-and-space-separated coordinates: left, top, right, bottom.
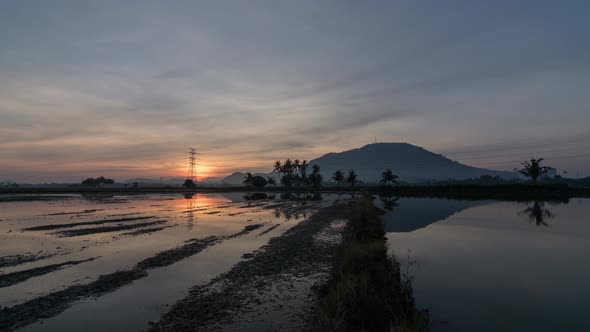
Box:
187, 148, 198, 182
185, 194, 196, 230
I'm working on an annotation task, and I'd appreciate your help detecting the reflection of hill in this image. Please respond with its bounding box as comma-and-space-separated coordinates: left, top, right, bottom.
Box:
379, 198, 490, 232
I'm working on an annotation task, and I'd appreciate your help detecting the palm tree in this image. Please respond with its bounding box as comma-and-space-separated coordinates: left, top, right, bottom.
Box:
281, 159, 293, 188
332, 170, 345, 187
514, 157, 549, 183
273, 160, 282, 183
242, 172, 254, 188
267, 176, 277, 186
346, 169, 357, 187
309, 164, 323, 188
299, 160, 309, 186
379, 168, 399, 186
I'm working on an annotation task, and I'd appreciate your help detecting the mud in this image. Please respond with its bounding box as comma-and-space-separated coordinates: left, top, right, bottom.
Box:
0, 224, 265, 332
147, 201, 351, 331
0, 257, 99, 288
22, 216, 156, 231
54, 220, 168, 237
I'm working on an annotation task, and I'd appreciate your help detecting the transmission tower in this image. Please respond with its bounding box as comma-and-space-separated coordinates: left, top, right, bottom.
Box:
187, 148, 198, 182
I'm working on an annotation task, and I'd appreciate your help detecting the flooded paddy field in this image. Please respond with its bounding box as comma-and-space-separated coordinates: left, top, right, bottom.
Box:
0, 192, 346, 332
380, 197, 590, 332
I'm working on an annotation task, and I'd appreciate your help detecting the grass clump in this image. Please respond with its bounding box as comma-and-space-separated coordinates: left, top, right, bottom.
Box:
311, 194, 429, 332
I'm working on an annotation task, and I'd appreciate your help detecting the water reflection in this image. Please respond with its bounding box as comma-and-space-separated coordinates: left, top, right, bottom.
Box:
279, 192, 323, 201
242, 193, 275, 200
385, 198, 590, 332
518, 201, 555, 227
184, 194, 196, 230
378, 198, 490, 232
378, 193, 400, 211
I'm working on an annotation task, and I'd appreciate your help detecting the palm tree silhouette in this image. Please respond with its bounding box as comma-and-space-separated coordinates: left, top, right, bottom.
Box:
242, 172, 254, 188
273, 160, 282, 184
281, 159, 294, 188
514, 157, 550, 183
332, 170, 345, 187
518, 201, 554, 227
267, 176, 277, 186
309, 164, 323, 188
346, 169, 357, 187
299, 160, 309, 186
379, 169, 399, 186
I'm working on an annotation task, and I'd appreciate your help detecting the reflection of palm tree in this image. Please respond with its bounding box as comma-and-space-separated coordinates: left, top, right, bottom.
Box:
519, 201, 554, 227
379, 195, 400, 211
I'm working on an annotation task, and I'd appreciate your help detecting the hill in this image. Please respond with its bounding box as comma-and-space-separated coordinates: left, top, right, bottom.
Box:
308, 143, 516, 183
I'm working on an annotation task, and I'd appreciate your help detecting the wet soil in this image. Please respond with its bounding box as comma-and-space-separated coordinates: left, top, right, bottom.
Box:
22, 216, 156, 231
54, 220, 168, 237
0, 224, 264, 332
0, 257, 99, 288
147, 201, 352, 331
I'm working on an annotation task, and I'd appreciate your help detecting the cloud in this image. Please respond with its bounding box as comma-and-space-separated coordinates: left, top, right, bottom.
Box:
1, 1, 590, 181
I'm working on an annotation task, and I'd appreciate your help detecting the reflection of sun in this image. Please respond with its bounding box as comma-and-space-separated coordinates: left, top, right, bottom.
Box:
169, 194, 231, 211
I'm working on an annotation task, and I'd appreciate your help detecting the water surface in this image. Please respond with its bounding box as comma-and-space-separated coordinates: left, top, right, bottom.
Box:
381, 197, 590, 332
0, 192, 335, 331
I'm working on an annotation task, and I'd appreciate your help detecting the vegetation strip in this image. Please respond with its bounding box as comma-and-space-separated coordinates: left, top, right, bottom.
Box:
311, 194, 428, 331
147, 201, 351, 331
0, 223, 264, 332
0, 257, 99, 288
22, 216, 156, 231
54, 220, 168, 237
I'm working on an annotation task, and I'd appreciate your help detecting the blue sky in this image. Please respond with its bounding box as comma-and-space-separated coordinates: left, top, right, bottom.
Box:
1, 1, 589, 182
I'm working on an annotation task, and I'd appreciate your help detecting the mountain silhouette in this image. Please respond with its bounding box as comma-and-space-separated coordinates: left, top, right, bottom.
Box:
308, 143, 515, 183
221, 142, 516, 184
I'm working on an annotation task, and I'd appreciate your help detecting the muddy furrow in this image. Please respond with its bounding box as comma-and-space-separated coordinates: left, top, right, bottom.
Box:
55, 220, 167, 237
0, 257, 99, 288
44, 209, 104, 216
120, 226, 174, 237
257, 224, 281, 236
22, 216, 156, 231
0, 253, 57, 269
0, 223, 265, 332
148, 202, 352, 331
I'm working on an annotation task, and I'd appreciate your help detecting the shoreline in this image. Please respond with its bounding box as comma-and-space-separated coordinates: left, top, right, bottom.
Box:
1, 184, 589, 201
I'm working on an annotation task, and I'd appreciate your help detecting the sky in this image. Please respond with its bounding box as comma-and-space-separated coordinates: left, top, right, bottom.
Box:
1, 0, 590, 183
